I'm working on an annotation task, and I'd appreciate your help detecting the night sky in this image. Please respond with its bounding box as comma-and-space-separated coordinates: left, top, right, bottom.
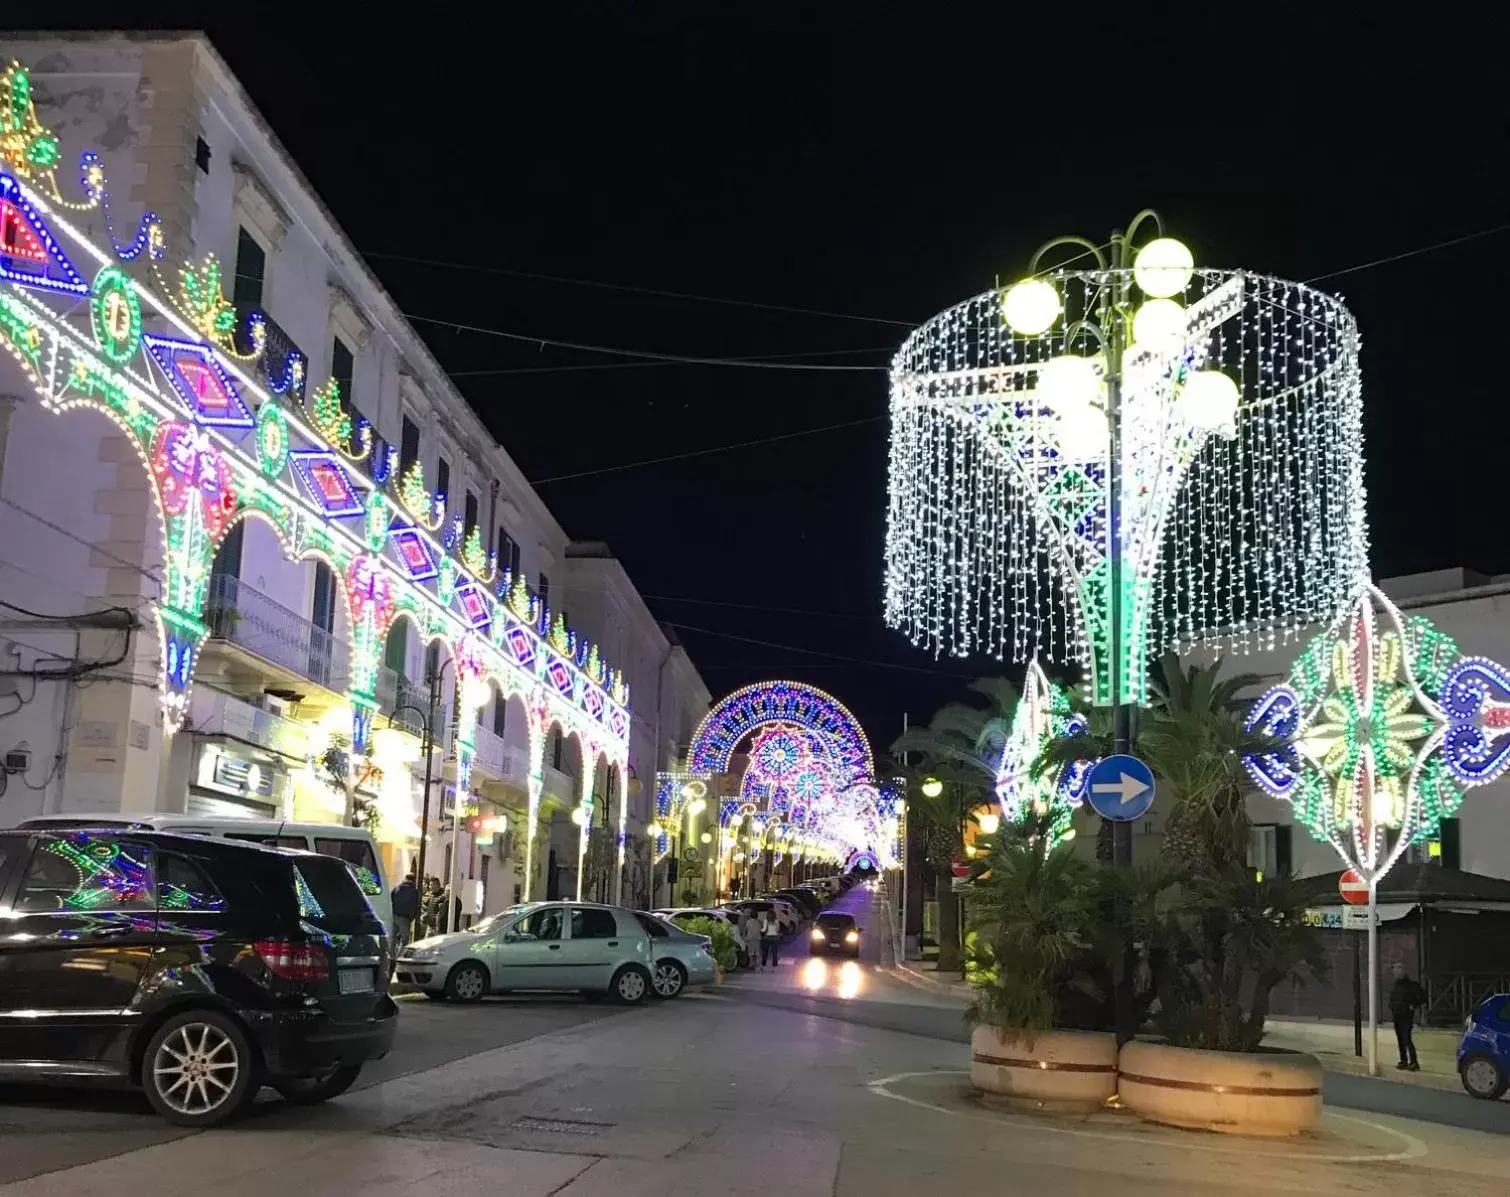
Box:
25, 10, 1508, 747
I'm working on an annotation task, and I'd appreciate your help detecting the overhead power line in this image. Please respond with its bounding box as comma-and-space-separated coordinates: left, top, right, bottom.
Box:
449, 345, 893, 378
664, 621, 981, 679
529, 416, 885, 484
368, 250, 917, 327
1304, 221, 1510, 284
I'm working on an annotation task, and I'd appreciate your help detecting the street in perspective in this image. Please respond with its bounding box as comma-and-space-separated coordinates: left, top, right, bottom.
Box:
2, 13, 1509, 1197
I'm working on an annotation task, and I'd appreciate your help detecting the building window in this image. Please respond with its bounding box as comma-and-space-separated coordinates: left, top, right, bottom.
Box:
399, 416, 420, 478
194, 136, 211, 173
232, 228, 264, 306
492, 696, 507, 737
495, 527, 520, 581
424, 640, 440, 685
539, 572, 550, 612
210, 519, 244, 583
384, 620, 407, 674
464, 491, 479, 541
436, 455, 450, 504
1437, 818, 1461, 869
550, 727, 563, 771
311, 561, 336, 634
1247, 823, 1292, 879
331, 337, 354, 398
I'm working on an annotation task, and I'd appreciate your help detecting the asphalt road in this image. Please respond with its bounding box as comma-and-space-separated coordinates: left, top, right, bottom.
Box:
723, 883, 1510, 1139
0, 995, 623, 1185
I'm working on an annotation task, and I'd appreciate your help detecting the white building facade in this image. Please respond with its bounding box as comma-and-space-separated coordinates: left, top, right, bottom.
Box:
0, 35, 699, 918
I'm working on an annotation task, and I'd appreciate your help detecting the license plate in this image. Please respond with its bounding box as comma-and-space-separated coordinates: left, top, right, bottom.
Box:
338, 967, 375, 994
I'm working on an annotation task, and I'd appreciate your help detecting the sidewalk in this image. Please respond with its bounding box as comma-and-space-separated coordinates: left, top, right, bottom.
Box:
889, 955, 1463, 1092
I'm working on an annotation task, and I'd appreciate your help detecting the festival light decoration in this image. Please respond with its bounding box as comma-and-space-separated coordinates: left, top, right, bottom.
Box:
886, 233, 1367, 708
1242, 580, 1504, 881
993, 660, 1088, 845
0, 62, 628, 888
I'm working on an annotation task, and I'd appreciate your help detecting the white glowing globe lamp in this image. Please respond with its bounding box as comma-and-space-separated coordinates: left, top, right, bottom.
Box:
978, 812, 1001, 834
1035, 354, 1100, 410
1057, 400, 1108, 461
1002, 278, 1061, 336
1132, 298, 1186, 353
1133, 237, 1194, 299
1178, 369, 1240, 432
570, 806, 587, 826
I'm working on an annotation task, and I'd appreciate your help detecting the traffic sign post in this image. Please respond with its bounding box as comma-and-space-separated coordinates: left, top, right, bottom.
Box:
1339, 869, 1369, 905
1085, 755, 1157, 823
1339, 868, 1380, 1074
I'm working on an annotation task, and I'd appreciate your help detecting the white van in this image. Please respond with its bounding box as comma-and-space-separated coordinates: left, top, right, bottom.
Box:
14, 814, 392, 930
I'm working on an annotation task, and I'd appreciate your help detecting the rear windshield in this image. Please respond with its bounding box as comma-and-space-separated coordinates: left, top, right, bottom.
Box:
290, 855, 377, 930
314, 837, 382, 897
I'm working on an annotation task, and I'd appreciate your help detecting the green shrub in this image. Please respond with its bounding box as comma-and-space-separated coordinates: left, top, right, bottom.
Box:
677, 916, 737, 971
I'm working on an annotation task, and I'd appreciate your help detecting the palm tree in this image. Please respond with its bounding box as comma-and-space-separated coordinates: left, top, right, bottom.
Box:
889, 678, 1018, 973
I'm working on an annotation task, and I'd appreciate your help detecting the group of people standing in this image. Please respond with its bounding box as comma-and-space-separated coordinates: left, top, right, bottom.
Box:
735, 908, 783, 971
390, 873, 461, 953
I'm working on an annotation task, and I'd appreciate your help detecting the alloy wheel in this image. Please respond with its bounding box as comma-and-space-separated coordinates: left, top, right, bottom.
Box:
652, 962, 684, 998
152, 1022, 241, 1117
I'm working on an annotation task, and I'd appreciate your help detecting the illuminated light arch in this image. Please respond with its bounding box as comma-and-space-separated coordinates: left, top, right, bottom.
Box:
689, 681, 873, 779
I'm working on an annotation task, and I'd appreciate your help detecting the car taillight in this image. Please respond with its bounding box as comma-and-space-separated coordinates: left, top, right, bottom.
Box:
254, 939, 330, 982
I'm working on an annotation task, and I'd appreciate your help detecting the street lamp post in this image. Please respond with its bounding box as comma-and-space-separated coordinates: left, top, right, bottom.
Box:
388, 656, 454, 924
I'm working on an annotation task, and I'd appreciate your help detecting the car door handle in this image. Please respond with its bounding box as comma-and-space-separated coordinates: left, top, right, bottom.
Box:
548, 944, 561, 950
606, 941, 618, 947
93, 925, 134, 938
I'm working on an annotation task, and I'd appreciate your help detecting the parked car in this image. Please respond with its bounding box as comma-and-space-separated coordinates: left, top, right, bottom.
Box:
655, 906, 738, 932
810, 911, 862, 958
1458, 992, 1510, 1100
633, 912, 719, 997
773, 888, 822, 919
395, 901, 678, 1004
0, 828, 397, 1127
721, 899, 798, 935
16, 814, 391, 931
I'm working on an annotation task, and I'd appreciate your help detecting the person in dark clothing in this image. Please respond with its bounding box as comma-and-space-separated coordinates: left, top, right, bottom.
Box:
390, 873, 421, 955
1389, 961, 1427, 1070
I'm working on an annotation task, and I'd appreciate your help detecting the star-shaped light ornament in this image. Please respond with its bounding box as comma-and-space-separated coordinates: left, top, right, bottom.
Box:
1243, 580, 1503, 882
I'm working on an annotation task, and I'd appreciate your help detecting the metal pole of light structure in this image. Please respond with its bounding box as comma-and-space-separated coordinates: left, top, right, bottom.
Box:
1367, 876, 1380, 1075
405, 662, 444, 890
900, 713, 910, 957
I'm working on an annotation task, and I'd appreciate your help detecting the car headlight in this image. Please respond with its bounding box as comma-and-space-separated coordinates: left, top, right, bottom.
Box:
844, 931, 859, 944
405, 946, 441, 961
811, 928, 826, 942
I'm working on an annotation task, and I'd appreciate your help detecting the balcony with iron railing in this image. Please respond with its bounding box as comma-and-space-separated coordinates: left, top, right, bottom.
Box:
233, 304, 309, 404
204, 573, 350, 694
375, 665, 450, 742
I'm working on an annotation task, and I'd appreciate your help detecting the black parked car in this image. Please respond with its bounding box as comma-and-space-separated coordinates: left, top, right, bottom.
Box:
0, 828, 397, 1127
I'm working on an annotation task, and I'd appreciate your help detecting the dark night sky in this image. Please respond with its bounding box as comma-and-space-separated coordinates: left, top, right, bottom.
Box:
28, 10, 1510, 747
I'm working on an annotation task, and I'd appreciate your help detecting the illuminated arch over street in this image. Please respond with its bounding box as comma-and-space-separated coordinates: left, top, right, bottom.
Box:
689, 680, 873, 780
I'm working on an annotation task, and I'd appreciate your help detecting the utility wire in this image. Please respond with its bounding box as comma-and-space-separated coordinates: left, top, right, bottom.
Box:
405, 312, 888, 371
369, 250, 917, 327
1304, 222, 1510, 284
663, 621, 980, 679
556, 582, 870, 620
529, 415, 885, 484
449, 345, 893, 378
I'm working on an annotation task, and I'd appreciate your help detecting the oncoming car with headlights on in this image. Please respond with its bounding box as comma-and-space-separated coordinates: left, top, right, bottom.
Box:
809, 911, 861, 958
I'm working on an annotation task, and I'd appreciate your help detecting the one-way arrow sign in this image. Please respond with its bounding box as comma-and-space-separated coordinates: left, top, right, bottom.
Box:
1085, 754, 1156, 822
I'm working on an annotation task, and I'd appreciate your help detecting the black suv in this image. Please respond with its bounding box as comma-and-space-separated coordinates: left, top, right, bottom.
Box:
0, 828, 397, 1126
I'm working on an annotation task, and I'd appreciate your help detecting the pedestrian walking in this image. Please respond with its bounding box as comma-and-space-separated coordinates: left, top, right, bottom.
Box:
1389, 961, 1427, 1070
390, 872, 420, 956
741, 909, 762, 971
760, 907, 781, 969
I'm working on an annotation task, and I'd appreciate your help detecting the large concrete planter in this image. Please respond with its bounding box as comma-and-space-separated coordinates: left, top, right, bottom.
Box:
1118, 1040, 1323, 1136
970, 1026, 1119, 1112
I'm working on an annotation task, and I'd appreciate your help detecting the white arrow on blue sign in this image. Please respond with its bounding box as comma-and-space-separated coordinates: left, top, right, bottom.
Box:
1085, 754, 1156, 822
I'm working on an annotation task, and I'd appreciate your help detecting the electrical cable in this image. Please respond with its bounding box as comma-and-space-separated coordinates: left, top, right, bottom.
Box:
529, 416, 884, 484
404, 312, 889, 371
449, 345, 894, 378
1304, 221, 1510, 285
556, 582, 869, 620
662, 621, 981, 679
367, 250, 917, 327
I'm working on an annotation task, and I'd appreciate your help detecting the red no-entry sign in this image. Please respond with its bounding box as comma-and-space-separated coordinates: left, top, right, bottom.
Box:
950, 855, 971, 879
1339, 869, 1369, 905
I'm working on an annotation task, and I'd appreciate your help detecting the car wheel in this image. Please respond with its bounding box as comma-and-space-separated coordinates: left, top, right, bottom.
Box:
142, 1010, 257, 1128
445, 961, 490, 1003
652, 960, 687, 999
611, 965, 651, 1005
1460, 1053, 1509, 1100
273, 1064, 362, 1105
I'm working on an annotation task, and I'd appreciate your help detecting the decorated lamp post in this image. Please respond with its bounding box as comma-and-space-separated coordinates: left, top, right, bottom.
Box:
886, 212, 1366, 806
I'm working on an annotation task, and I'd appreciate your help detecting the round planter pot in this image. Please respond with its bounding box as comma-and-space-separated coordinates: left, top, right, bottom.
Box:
970, 1026, 1119, 1112
1117, 1040, 1323, 1136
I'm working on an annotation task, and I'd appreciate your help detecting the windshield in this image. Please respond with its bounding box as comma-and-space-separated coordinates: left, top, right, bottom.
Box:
471, 904, 532, 936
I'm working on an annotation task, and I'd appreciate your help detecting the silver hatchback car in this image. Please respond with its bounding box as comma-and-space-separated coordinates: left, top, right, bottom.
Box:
396, 902, 709, 1004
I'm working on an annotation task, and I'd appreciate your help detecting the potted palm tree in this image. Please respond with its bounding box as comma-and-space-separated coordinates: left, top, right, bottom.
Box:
1037, 654, 1327, 1135
963, 816, 1123, 1111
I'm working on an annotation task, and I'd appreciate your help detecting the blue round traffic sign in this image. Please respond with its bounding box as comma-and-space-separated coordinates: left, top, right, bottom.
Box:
1085, 754, 1156, 822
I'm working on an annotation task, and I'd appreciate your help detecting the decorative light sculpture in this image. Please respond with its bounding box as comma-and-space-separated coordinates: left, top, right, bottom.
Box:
886, 213, 1367, 715
993, 660, 1090, 844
